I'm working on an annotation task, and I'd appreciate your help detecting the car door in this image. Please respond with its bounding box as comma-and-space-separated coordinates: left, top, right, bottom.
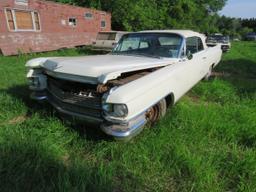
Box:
184, 36, 208, 81
166, 36, 208, 101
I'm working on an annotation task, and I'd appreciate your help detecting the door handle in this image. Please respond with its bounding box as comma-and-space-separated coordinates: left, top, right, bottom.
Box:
202, 57, 207, 60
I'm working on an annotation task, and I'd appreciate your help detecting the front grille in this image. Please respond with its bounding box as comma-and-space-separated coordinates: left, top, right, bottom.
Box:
47, 76, 102, 118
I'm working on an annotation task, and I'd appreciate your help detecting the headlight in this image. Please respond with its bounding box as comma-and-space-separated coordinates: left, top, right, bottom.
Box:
113, 104, 128, 117
28, 77, 40, 87
102, 103, 128, 117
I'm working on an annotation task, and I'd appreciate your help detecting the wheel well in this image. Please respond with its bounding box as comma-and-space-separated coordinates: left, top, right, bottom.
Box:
165, 93, 175, 107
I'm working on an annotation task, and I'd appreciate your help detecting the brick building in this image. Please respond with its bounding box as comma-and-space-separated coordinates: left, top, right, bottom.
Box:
0, 0, 111, 55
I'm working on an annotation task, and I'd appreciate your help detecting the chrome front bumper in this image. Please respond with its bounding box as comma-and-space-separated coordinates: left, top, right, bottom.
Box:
101, 114, 147, 140
31, 91, 146, 140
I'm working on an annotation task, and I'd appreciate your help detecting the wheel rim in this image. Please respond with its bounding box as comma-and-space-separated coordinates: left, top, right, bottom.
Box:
146, 104, 161, 124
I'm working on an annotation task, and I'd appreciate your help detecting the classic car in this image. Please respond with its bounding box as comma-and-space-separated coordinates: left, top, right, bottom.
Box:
91, 31, 128, 50
26, 30, 222, 140
206, 33, 231, 52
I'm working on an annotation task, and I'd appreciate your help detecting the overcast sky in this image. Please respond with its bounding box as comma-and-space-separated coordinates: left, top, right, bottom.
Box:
220, 0, 256, 18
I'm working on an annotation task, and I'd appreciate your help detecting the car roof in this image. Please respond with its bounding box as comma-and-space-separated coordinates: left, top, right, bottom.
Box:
136, 30, 205, 38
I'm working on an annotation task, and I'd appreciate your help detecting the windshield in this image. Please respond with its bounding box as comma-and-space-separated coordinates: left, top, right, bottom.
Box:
112, 33, 183, 58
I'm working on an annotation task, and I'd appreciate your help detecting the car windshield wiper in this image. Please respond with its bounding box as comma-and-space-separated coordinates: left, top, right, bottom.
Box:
110, 52, 162, 59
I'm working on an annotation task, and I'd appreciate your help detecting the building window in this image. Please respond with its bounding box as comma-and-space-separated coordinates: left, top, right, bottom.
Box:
101, 20, 106, 28
85, 12, 93, 19
15, 0, 28, 5
68, 17, 77, 26
34, 12, 40, 30
15, 10, 33, 30
5, 9, 41, 31
6, 9, 15, 30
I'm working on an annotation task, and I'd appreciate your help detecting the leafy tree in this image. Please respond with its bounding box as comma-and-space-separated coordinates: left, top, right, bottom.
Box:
54, 0, 256, 38
54, 0, 228, 32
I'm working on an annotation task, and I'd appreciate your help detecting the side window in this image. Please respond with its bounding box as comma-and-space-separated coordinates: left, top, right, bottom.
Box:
186, 37, 204, 54
108, 33, 116, 40
186, 37, 198, 54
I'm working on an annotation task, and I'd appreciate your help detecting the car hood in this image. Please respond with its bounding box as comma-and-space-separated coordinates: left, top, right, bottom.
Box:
30, 54, 178, 84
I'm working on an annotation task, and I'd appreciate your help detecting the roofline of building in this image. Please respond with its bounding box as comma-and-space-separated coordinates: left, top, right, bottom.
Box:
41, 0, 111, 15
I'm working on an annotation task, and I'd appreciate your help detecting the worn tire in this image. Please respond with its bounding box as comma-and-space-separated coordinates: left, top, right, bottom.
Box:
203, 65, 213, 81
146, 99, 167, 125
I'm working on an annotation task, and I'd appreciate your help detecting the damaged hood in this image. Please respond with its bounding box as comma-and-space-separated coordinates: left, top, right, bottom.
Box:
26, 54, 178, 84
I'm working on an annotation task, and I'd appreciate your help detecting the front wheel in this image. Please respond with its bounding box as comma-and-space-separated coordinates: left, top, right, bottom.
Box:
146, 99, 167, 125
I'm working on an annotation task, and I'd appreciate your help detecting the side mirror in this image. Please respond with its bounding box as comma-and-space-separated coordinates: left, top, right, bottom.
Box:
187, 51, 193, 60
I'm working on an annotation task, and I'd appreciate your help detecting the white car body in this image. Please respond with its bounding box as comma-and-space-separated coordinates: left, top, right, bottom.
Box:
26, 30, 222, 139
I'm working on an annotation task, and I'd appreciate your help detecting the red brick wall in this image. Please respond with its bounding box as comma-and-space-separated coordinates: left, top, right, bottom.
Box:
0, 0, 111, 55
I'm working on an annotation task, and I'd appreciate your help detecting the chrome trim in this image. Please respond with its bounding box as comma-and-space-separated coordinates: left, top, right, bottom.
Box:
30, 92, 47, 101
101, 114, 147, 140
30, 89, 148, 139
48, 98, 103, 123
178, 36, 186, 58
44, 70, 98, 85
103, 92, 174, 124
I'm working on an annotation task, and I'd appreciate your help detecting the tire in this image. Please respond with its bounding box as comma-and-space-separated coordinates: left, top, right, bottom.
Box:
146, 99, 167, 125
204, 65, 213, 81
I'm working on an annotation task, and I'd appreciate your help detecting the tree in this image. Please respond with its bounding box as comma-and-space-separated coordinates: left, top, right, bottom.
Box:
54, 0, 228, 32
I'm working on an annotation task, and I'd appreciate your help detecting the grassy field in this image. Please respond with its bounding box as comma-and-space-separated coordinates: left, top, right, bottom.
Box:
0, 42, 256, 192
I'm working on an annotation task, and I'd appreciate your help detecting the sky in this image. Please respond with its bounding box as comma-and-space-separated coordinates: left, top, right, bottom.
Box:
220, 0, 256, 18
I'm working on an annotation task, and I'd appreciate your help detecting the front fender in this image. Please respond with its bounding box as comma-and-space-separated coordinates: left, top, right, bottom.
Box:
26, 57, 50, 68
105, 63, 186, 121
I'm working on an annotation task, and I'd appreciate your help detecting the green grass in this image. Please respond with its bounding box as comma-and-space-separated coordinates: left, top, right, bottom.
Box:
0, 43, 256, 191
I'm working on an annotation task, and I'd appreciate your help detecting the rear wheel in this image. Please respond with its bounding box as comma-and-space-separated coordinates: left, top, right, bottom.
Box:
146, 99, 167, 125
204, 65, 213, 81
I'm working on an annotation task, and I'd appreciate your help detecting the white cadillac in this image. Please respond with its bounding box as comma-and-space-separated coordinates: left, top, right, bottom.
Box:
26, 30, 222, 140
